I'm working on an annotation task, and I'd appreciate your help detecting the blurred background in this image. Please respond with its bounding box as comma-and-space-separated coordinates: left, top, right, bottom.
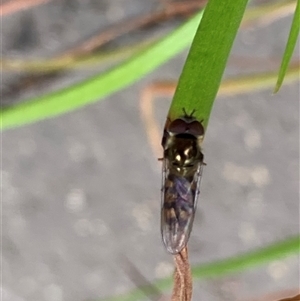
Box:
1, 0, 299, 301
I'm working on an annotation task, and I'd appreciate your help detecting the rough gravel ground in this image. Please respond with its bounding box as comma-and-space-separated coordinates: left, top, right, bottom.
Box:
1, 1, 299, 301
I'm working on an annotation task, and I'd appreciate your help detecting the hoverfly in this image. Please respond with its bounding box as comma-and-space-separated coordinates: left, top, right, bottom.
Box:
161, 109, 205, 254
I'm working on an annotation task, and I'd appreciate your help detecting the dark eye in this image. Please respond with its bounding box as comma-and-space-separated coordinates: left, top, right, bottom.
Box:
168, 119, 187, 134
188, 121, 204, 136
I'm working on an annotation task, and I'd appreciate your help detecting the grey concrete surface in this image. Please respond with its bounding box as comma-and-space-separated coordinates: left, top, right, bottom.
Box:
1, 1, 299, 301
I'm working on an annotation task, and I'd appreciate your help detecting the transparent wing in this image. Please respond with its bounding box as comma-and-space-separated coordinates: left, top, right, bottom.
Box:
161, 160, 203, 254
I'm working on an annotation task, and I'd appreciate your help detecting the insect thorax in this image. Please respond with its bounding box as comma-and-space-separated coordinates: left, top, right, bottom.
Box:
163, 133, 203, 175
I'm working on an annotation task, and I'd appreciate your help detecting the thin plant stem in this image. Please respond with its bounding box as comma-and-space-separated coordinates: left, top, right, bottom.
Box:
171, 247, 193, 301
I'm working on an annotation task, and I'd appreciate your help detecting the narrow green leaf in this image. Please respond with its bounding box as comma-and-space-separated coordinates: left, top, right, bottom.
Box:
274, 0, 299, 93
168, 0, 249, 131
191, 235, 299, 279
0, 10, 204, 131
100, 235, 300, 301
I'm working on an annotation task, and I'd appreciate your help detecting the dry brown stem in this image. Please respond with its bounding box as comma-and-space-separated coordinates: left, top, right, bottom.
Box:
249, 290, 300, 301
277, 295, 300, 301
63, 1, 206, 59
171, 247, 193, 301
0, 0, 51, 16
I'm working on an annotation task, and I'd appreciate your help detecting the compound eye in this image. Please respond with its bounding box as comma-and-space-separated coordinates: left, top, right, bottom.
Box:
168, 119, 187, 134
188, 121, 204, 137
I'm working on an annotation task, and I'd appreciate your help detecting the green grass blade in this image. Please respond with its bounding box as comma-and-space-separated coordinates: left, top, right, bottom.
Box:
168, 0, 249, 131
274, 0, 299, 93
0, 10, 204, 131
99, 235, 300, 301
192, 235, 299, 279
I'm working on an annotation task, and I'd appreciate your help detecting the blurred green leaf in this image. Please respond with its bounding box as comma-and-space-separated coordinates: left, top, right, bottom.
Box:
100, 235, 300, 301
0, 10, 204, 131
274, 0, 299, 92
